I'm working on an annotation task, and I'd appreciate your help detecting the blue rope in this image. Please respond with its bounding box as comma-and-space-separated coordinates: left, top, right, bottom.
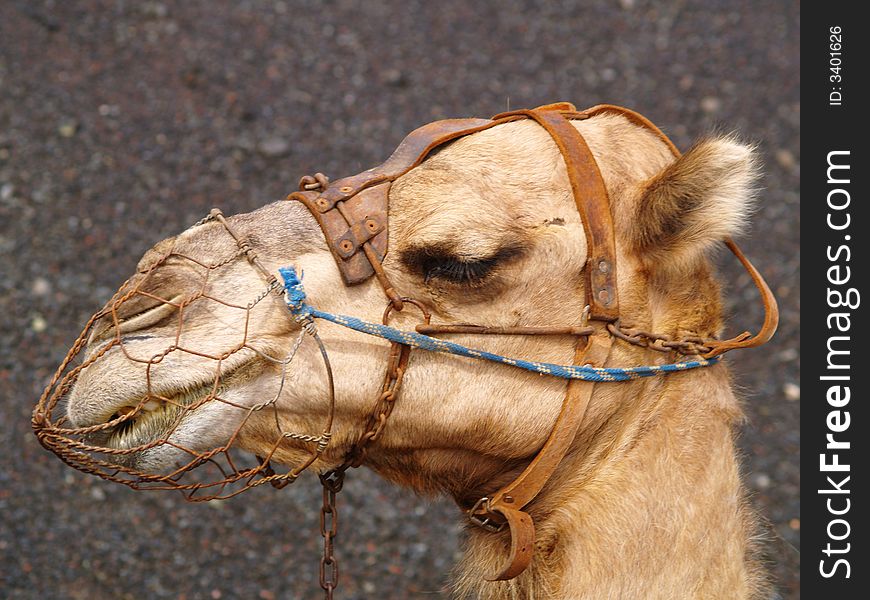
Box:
278, 267, 719, 382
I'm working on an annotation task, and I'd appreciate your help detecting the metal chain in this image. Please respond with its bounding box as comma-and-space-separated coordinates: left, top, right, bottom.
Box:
607, 320, 714, 356
312, 343, 411, 600
319, 470, 345, 599
312, 344, 407, 599
312, 299, 426, 598
345, 341, 411, 469
343, 299, 428, 469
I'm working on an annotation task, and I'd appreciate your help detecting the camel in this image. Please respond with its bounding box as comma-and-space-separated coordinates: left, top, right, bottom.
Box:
53, 107, 774, 598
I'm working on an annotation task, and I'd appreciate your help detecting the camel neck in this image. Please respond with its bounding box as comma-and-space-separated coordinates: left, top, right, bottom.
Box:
452, 366, 771, 599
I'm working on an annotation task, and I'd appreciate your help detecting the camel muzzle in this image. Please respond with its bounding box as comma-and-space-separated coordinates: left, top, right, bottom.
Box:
32, 208, 336, 501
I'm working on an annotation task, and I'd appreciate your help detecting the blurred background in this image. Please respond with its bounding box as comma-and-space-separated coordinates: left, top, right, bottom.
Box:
1, 1, 799, 598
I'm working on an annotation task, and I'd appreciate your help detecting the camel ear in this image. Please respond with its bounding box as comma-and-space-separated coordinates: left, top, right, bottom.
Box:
631, 136, 759, 270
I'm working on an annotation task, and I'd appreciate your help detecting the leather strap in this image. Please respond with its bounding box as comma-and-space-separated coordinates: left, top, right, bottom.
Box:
583, 103, 681, 157
486, 507, 536, 581
291, 185, 390, 285
313, 118, 510, 212
287, 116, 522, 286
702, 238, 779, 357
477, 327, 614, 581
492, 107, 620, 321
463, 105, 621, 581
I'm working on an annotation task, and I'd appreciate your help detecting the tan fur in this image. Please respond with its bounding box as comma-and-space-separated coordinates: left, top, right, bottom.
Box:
66, 114, 772, 598
630, 136, 760, 272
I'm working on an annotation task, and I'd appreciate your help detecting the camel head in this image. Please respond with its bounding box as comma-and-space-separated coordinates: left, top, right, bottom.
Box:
44, 110, 759, 501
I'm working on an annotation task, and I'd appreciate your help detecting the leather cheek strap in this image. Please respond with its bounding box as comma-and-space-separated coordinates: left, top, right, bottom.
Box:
467, 104, 621, 581
492, 107, 620, 322
478, 327, 614, 581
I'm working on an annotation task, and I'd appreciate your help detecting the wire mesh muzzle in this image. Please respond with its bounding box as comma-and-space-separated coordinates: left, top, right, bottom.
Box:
32, 215, 336, 501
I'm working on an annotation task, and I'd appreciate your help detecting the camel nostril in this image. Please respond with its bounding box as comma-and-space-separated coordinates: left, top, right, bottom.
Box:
88, 294, 184, 346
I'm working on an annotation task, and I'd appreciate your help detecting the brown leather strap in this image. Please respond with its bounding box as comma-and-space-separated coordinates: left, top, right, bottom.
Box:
583, 103, 681, 157
464, 104, 621, 580
473, 328, 614, 581
485, 506, 536, 581
702, 238, 779, 357
313, 118, 509, 212
492, 106, 620, 321
486, 330, 612, 510
291, 185, 391, 285
288, 116, 522, 286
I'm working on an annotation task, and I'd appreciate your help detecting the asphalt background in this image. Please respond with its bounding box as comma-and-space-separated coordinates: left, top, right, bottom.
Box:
1, 1, 799, 598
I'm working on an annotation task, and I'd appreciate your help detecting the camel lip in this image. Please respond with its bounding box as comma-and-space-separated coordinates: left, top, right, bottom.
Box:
73, 356, 256, 437
95, 378, 220, 453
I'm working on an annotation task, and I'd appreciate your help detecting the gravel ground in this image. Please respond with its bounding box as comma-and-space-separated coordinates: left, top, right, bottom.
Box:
1, 1, 799, 598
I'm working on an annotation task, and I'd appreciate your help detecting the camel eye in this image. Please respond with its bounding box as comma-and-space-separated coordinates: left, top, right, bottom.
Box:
421, 254, 498, 286
402, 246, 524, 288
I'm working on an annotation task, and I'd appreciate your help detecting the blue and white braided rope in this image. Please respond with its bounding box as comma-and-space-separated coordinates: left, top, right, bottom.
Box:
278, 267, 719, 382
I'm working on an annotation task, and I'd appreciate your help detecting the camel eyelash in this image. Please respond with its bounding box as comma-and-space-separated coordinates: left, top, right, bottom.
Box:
402, 246, 524, 287
422, 255, 499, 286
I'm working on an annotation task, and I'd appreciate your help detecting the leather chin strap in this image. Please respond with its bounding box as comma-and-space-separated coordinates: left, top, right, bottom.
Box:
288, 102, 779, 582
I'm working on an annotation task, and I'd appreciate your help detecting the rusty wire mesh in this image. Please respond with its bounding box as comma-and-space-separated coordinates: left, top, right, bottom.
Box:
32, 209, 334, 501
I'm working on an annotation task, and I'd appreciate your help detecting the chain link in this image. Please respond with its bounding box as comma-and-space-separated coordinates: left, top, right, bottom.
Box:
319, 470, 344, 599
346, 342, 410, 468
342, 298, 427, 469
313, 298, 427, 598
607, 320, 714, 356
312, 344, 406, 600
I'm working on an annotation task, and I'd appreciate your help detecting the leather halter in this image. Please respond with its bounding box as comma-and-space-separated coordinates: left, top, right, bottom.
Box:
287, 102, 778, 581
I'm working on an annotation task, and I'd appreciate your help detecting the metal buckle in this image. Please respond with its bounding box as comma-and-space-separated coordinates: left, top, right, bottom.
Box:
467, 497, 507, 533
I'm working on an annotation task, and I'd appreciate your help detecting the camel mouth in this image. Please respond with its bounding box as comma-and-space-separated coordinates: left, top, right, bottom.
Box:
83, 360, 255, 461
98, 381, 220, 452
